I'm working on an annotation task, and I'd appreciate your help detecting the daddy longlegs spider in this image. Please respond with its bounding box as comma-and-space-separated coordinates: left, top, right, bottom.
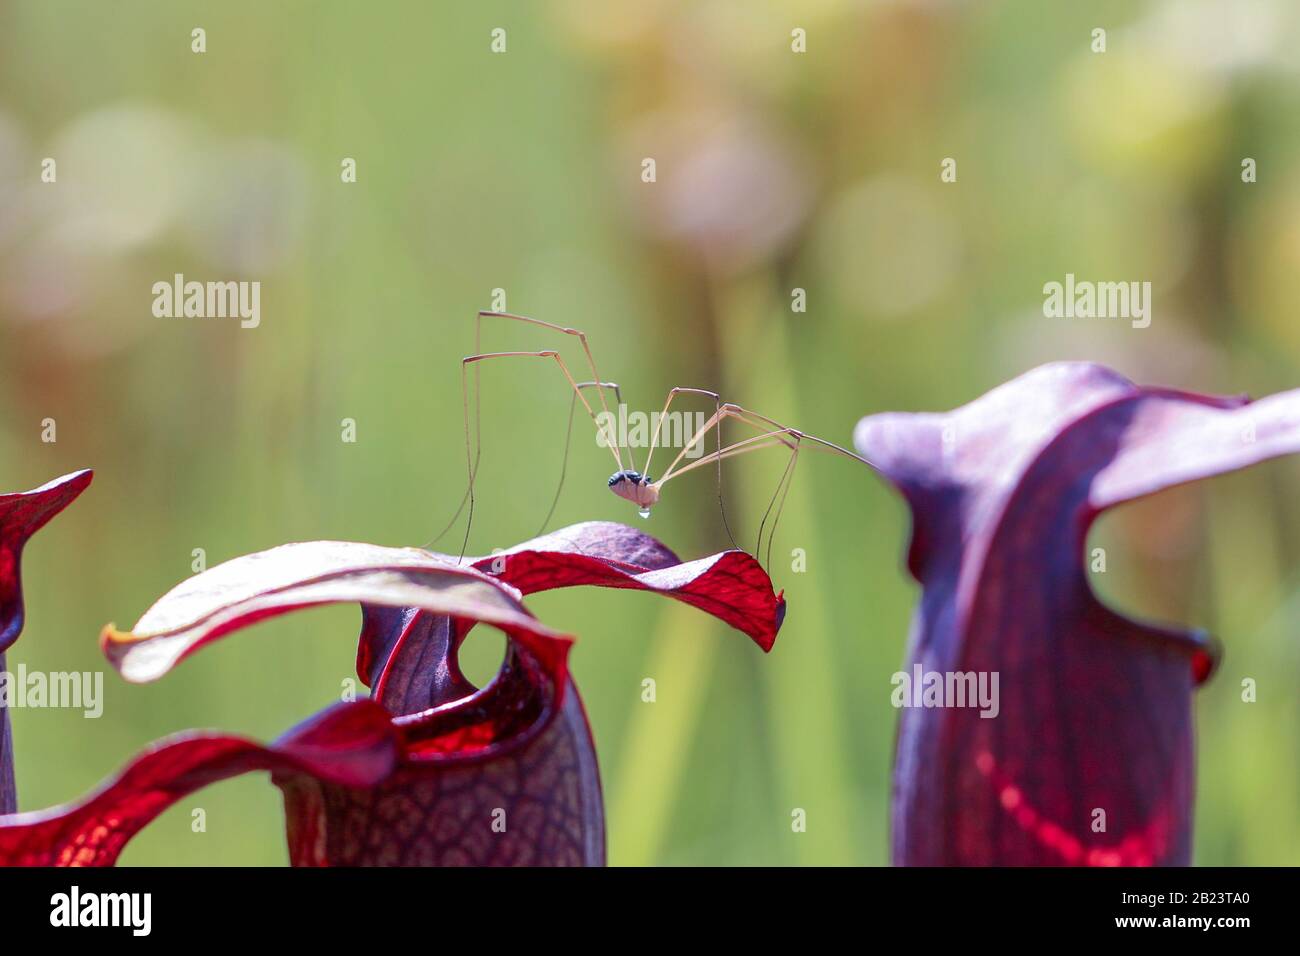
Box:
431, 310, 873, 567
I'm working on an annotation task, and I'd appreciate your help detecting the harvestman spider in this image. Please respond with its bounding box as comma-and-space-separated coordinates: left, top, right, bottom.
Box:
433, 311, 872, 565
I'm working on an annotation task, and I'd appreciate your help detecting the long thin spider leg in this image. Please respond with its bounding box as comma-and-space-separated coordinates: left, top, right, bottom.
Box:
709, 394, 737, 550
658, 402, 872, 486
430, 310, 627, 551
537, 380, 622, 537
456, 357, 479, 562
449, 350, 624, 560
658, 426, 875, 487
428, 314, 528, 551
711, 407, 806, 557
650, 395, 832, 554
477, 311, 625, 468
717, 405, 873, 470
464, 351, 623, 469
657, 429, 801, 486
652, 419, 848, 566
655, 403, 795, 486
655, 409, 794, 486
425, 359, 481, 551
659, 435, 799, 471
427, 479, 472, 549
757, 438, 801, 570
785, 432, 874, 467
755, 439, 794, 555
641, 387, 736, 547
643, 387, 719, 478
767, 444, 801, 570
654, 404, 735, 485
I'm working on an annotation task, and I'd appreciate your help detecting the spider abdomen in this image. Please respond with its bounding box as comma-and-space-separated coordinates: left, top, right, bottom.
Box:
607, 470, 660, 515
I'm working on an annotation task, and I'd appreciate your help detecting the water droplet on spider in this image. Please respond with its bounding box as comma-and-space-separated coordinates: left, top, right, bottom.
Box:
638, 507, 651, 519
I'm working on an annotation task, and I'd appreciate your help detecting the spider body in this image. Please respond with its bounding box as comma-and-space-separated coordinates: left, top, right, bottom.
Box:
607, 470, 659, 517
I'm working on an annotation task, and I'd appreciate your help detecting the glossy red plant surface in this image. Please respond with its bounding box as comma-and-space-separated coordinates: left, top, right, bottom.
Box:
0, 521, 782, 865
0, 470, 94, 814
856, 363, 1300, 865
0, 470, 93, 654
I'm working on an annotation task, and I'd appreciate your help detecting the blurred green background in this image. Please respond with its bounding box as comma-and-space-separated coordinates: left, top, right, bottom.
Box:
2, 0, 1299, 865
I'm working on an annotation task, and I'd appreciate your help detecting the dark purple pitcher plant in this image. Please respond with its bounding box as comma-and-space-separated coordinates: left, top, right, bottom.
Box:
856, 362, 1300, 866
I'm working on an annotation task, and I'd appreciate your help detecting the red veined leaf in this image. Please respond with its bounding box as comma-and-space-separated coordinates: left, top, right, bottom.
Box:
101, 540, 571, 686
467, 521, 786, 651
0, 700, 397, 866
356, 522, 783, 700
855, 362, 1300, 866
